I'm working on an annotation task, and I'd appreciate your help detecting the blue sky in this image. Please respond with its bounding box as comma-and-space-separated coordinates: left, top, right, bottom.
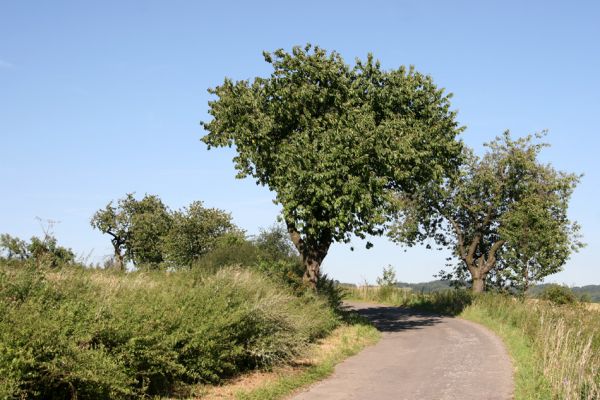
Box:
1, 1, 598, 285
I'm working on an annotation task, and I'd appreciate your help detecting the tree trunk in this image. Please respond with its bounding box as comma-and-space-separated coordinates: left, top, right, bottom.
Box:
462, 238, 505, 294
111, 239, 125, 271
301, 249, 328, 290
472, 274, 486, 293
114, 251, 125, 271
285, 222, 330, 290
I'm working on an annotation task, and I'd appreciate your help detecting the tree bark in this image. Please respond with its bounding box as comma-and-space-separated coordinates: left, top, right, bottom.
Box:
285, 221, 331, 290
462, 236, 505, 293
301, 247, 329, 290
471, 273, 486, 293
111, 238, 125, 271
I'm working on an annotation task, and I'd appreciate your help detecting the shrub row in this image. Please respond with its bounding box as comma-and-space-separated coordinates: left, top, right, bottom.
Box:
0, 264, 338, 399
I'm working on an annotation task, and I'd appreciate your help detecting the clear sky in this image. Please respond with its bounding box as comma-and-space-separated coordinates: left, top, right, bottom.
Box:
1, 1, 598, 285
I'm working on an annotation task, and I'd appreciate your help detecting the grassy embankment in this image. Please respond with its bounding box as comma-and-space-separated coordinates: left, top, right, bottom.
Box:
347, 286, 599, 400
0, 262, 378, 399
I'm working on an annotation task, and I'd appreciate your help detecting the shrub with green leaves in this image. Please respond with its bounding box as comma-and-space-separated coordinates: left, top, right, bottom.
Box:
0, 263, 338, 399
538, 284, 578, 305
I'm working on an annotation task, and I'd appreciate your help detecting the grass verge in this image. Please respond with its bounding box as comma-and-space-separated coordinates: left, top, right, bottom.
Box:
460, 303, 552, 399
347, 286, 599, 400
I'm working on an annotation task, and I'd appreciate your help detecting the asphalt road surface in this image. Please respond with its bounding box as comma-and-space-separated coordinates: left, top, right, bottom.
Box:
292, 302, 513, 400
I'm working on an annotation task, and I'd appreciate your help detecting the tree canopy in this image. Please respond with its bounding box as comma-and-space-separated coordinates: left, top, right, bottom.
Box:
161, 201, 237, 267
91, 194, 239, 270
201, 44, 463, 287
0, 233, 75, 267
389, 131, 584, 292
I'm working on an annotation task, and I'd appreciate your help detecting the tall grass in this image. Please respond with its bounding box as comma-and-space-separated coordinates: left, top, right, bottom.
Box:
0, 264, 339, 399
466, 294, 599, 400
346, 285, 473, 315
348, 286, 600, 399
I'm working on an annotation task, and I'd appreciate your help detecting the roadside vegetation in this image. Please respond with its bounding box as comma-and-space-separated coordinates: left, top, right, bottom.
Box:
0, 220, 380, 399
347, 283, 599, 400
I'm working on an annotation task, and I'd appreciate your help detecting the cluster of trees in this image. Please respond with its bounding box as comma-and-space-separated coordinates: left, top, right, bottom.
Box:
202, 44, 583, 293
90, 194, 245, 270
0, 232, 75, 267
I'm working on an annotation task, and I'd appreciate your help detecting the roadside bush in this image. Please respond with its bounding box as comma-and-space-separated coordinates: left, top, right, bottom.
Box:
0, 263, 338, 399
538, 284, 578, 305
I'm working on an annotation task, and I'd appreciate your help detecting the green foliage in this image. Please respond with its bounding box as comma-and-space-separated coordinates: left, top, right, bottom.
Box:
92, 194, 239, 270
202, 44, 463, 282
0, 263, 339, 399
162, 201, 237, 267
193, 231, 260, 273
253, 224, 298, 263
0, 233, 75, 268
122, 194, 171, 266
390, 131, 583, 292
526, 284, 600, 303
376, 265, 397, 287
538, 284, 578, 305
91, 193, 172, 268
0, 234, 28, 260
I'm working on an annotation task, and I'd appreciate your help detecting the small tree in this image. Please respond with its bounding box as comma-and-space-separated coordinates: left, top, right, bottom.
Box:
376, 265, 397, 287
253, 223, 299, 262
390, 132, 583, 293
0, 234, 28, 260
0, 232, 75, 267
123, 194, 171, 267
91, 201, 129, 271
27, 235, 76, 267
202, 44, 463, 288
91, 193, 171, 270
162, 201, 237, 267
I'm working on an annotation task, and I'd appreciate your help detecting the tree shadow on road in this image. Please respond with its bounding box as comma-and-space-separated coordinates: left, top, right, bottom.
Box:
346, 305, 444, 333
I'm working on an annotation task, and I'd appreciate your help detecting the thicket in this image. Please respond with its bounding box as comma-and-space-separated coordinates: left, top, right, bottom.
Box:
0, 261, 339, 399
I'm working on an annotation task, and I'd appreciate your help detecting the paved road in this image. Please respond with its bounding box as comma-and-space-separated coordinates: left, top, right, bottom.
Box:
292, 302, 513, 400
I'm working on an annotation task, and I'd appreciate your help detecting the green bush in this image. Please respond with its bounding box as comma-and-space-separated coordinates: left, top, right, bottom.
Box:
0, 263, 338, 399
538, 284, 578, 305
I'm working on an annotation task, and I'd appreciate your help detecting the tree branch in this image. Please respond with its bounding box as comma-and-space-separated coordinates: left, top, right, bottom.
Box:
483, 240, 506, 273
446, 214, 465, 258
285, 219, 303, 253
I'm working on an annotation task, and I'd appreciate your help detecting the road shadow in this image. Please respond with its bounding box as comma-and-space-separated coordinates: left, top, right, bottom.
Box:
344, 304, 444, 333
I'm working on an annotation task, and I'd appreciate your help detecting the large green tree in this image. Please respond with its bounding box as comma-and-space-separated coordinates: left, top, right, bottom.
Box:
201, 45, 463, 288
389, 132, 584, 293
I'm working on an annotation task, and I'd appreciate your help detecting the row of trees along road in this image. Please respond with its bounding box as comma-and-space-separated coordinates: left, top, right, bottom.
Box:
201, 44, 583, 292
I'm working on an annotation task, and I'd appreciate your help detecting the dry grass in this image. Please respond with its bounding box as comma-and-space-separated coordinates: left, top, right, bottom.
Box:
468, 295, 600, 400
536, 309, 599, 399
